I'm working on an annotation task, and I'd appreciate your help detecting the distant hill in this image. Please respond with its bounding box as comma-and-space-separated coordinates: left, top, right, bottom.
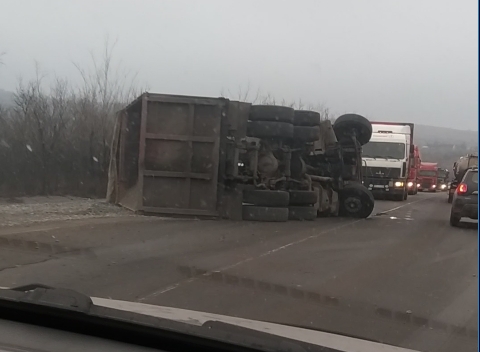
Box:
414, 124, 477, 149
411, 124, 477, 170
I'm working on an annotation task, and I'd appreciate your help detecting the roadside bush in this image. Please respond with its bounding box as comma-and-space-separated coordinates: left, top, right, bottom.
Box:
0, 43, 142, 197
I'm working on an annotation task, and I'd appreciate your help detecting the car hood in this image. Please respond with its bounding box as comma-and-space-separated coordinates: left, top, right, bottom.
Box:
92, 296, 419, 352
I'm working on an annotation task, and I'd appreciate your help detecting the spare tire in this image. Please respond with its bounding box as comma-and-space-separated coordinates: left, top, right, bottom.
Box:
249, 105, 295, 123
247, 121, 294, 139
242, 206, 289, 222
293, 126, 321, 142
289, 190, 318, 205
293, 110, 321, 126
339, 183, 374, 218
333, 114, 372, 146
243, 190, 289, 207
288, 206, 316, 221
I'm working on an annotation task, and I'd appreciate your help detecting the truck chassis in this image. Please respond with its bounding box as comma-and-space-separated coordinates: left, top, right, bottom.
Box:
108, 93, 375, 222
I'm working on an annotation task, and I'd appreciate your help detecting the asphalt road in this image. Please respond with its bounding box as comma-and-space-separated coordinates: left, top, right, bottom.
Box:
0, 192, 477, 352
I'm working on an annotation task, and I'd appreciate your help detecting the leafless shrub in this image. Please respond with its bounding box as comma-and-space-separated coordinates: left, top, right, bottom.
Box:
0, 40, 145, 197
221, 84, 336, 121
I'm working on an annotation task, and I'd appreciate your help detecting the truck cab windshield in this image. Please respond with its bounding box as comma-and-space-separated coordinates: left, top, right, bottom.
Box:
362, 142, 405, 160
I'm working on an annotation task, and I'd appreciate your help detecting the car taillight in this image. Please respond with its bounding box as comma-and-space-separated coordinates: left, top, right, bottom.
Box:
457, 183, 468, 194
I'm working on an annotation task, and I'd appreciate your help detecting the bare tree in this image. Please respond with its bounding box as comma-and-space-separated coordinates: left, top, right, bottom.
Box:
220, 84, 335, 115
70, 36, 145, 194
220, 83, 261, 103
0, 39, 145, 197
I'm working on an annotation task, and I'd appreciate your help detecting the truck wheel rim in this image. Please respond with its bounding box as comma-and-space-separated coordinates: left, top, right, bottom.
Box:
345, 197, 362, 213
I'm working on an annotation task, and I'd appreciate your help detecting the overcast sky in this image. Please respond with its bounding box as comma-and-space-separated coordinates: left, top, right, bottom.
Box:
0, 0, 478, 130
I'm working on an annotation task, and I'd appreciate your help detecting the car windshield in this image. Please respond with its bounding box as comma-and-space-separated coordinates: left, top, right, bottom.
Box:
362, 142, 405, 159
437, 170, 448, 178
0, 2, 477, 352
418, 170, 437, 176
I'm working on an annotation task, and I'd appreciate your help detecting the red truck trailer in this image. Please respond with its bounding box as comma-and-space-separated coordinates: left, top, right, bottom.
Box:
407, 145, 421, 195
417, 162, 438, 192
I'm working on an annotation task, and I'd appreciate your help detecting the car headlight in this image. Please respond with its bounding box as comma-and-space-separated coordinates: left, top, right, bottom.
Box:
407, 182, 413, 187
395, 181, 404, 187
441, 184, 446, 189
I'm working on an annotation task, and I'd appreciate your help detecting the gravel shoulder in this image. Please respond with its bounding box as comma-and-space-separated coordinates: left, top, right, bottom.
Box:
0, 196, 137, 228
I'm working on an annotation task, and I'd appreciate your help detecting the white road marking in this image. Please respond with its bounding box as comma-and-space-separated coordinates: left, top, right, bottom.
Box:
137, 221, 360, 301
137, 196, 433, 302
373, 196, 433, 216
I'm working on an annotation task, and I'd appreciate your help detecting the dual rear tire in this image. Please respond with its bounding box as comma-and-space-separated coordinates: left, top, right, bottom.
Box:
293, 110, 321, 143
288, 190, 317, 221
242, 189, 318, 221
242, 189, 289, 222
247, 106, 295, 139
247, 106, 322, 143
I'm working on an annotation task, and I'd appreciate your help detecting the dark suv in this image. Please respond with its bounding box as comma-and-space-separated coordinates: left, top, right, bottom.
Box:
450, 168, 478, 227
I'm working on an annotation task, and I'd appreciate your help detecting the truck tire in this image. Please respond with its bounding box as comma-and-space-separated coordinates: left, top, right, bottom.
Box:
293, 126, 321, 142
242, 205, 289, 222
288, 206, 317, 221
293, 110, 321, 126
449, 211, 461, 227
333, 114, 372, 146
243, 190, 289, 207
249, 105, 295, 123
247, 121, 294, 139
339, 183, 374, 218
289, 190, 318, 205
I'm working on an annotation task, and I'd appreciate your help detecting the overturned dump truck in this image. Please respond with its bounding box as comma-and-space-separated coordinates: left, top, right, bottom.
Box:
107, 93, 375, 221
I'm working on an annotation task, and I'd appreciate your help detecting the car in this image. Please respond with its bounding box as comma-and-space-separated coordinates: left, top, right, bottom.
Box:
450, 167, 478, 227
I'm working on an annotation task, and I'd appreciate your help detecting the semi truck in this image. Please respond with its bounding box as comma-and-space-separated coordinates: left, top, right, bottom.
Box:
436, 167, 449, 191
107, 93, 375, 221
407, 145, 421, 195
448, 154, 478, 203
361, 122, 414, 201
417, 162, 438, 192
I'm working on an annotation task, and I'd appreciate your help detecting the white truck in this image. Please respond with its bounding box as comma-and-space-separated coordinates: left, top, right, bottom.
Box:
361, 122, 414, 201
